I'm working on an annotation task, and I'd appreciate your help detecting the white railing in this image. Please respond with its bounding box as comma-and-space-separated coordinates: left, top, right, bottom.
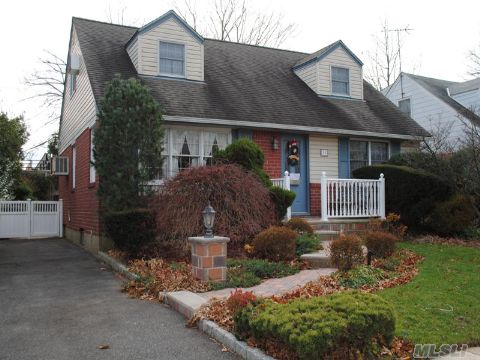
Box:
0, 200, 63, 239
320, 172, 385, 221
271, 171, 291, 220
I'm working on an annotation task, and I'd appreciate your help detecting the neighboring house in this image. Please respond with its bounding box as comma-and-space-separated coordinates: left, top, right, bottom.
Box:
58, 10, 427, 250
383, 73, 480, 148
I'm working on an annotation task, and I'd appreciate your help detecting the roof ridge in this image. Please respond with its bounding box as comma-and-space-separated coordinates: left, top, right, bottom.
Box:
405, 72, 457, 85
72, 16, 139, 29
203, 37, 308, 55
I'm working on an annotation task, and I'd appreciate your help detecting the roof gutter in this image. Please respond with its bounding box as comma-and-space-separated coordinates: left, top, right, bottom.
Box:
164, 115, 428, 140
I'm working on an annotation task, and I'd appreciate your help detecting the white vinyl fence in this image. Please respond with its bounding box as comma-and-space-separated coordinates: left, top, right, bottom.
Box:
0, 200, 63, 239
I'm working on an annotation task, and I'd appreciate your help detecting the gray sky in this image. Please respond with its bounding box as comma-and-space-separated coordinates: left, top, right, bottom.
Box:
1, 0, 479, 159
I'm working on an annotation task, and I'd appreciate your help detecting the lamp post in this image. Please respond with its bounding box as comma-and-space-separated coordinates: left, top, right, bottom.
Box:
202, 202, 216, 238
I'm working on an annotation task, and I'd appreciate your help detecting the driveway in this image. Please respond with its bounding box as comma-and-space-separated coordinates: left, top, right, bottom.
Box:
0, 238, 236, 360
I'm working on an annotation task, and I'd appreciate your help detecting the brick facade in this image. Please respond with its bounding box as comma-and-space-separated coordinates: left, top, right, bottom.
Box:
309, 183, 321, 216
58, 128, 101, 236
252, 130, 282, 178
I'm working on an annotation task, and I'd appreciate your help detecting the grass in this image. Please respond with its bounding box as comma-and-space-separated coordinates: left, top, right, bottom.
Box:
378, 242, 480, 346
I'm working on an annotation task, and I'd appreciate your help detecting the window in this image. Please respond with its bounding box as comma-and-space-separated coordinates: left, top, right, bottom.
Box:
69, 74, 77, 96
370, 142, 388, 164
161, 128, 230, 178
349, 140, 369, 174
72, 146, 76, 189
159, 42, 185, 77
349, 140, 389, 176
331, 67, 350, 96
398, 98, 411, 117
89, 129, 95, 183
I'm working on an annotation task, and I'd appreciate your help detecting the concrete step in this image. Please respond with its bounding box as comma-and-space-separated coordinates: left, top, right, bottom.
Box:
314, 230, 340, 241
164, 291, 208, 318
300, 250, 332, 268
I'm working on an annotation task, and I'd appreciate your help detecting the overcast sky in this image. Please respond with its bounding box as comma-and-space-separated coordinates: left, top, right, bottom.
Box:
1, 0, 480, 159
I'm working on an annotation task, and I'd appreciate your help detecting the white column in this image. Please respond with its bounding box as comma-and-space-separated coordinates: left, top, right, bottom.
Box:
284, 171, 291, 220
321, 171, 328, 221
59, 199, 64, 238
379, 173, 386, 219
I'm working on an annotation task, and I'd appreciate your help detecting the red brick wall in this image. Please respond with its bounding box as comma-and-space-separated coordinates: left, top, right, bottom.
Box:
58, 128, 100, 235
310, 183, 321, 216
252, 131, 282, 178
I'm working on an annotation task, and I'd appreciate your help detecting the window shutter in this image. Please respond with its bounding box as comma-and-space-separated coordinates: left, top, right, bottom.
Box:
390, 141, 401, 157
338, 137, 350, 179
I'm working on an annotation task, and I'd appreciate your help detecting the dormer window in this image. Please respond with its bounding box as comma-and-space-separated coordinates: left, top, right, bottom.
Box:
331, 67, 350, 96
159, 41, 185, 77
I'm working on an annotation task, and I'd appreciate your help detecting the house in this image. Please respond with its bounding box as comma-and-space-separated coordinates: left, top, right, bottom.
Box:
58, 10, 428, 251
383, 73, 480, 148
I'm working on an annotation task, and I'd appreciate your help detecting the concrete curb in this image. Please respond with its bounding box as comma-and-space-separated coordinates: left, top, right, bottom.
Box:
96, 251, 140, 281
198, 320, 275, 360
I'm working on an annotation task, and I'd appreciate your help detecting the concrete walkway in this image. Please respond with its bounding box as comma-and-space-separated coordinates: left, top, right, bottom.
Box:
0, 238, 236, 360
199, 268, 336, 300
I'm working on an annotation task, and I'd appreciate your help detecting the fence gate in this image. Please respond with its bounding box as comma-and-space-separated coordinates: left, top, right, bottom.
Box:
0, 200, 63, 239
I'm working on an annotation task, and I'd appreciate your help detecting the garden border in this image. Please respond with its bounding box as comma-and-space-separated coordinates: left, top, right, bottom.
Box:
96, 251, 140, 281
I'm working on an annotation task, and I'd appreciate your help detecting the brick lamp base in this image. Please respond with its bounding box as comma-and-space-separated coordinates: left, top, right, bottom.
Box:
188, 236, 230, 282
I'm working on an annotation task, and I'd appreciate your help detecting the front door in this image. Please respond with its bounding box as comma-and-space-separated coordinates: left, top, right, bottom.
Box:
281, 135, 309, 215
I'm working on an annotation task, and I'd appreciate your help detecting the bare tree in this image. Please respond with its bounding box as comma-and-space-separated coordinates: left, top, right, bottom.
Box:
24, 50, 66, 124
105, 2, 127, 25
175, 0, 296, 48
420, 116, 457, 155
467, 42, 480, 77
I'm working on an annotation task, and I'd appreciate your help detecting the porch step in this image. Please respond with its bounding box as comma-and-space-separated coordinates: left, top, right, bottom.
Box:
302, 217, 371, 233
314, 230, 340, 241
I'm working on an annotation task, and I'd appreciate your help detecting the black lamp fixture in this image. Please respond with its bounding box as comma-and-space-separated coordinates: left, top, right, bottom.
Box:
271, 136, 279, 150
202, 202, 216, 238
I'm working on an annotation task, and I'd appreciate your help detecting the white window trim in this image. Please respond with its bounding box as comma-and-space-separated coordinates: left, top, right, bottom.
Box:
158, 40, 186, 78
72, 145, 76, 189
163, 126, 232, 178
89, 128, 96, 183
349, 138, 391, 166
331, 66, 351, 97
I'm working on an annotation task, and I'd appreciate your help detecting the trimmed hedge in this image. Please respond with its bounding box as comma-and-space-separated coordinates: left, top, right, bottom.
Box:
428, 195, 475, 236
364, 231, 398, 258
253, 226, 297, 261
234, 291, 395, 359
103, 209, 156, 256
353, 164, 453, 229
329, 234, 364, 271
286, 218, 314, 234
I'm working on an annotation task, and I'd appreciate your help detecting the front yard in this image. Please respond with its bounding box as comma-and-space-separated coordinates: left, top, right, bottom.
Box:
379, 242, 480, 346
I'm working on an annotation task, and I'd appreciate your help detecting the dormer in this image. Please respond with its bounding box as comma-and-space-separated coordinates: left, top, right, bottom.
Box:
126, 10, 204, 81
293, 40, 363, 100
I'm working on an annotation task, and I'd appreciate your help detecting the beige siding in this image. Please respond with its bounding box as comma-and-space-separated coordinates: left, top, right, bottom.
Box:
138, 17, 204, 81
317, 47, 363, 100
401, 140, 420, 153
126, 37, 139, 71
294, 63, 317, 93
59, 28, 97, 154
309, 135, 339, 182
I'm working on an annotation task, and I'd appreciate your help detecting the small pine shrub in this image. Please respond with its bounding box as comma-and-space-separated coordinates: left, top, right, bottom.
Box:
335, 265, 388, 288
286, 218, 314, 234
253, 226, 297, 261
428, 195, 476, 236
329, 234, 364, 271
235, 291, 395, 359
364, 231, 398, 258
270, 186, 296, 219
226, 289, 257, 313
295, 233, 322, 256
103, 209, 156, 256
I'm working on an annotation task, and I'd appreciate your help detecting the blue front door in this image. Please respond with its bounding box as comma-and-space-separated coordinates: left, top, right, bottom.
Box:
281, 135, 309, 215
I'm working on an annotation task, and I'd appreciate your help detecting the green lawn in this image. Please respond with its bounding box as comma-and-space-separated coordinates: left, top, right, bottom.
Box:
378, 243, 480, 345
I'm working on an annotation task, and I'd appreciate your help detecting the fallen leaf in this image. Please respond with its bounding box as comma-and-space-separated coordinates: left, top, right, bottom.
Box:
97, 344, 110, 350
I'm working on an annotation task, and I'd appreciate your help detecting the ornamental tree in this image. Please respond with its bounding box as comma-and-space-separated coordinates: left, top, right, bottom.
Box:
94, 76, 164, 212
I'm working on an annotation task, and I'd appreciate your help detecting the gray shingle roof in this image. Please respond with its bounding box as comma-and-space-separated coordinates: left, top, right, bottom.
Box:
449, 77, 480, 96
72, 17, 429, 138
405, 73, 480, 125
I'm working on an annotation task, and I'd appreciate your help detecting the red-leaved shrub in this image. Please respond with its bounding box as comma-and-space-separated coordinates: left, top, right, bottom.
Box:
226, 289, 257, 313
364, 231, 398, 258
253, 226, 297, 261
329, 234, 364, 271
153, 164, 277, 253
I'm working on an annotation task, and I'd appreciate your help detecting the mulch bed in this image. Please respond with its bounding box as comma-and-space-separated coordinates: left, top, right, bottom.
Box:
190, 249, 423, 360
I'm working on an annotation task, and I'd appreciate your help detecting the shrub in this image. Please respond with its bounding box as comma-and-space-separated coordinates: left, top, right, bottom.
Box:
214, 139, 272, 187
295, 233, 322, 256
428, 195, 476, 236
353, 164, 453, 229
103, 209, 156, 256
226, 289, 257, 313
235, 291, 395, 359
270, 186, 296, 219
153, 164, 276, 251
253, 226, 297, 261
369, 213, 407, 238
463, 226, 480, 240
329, 234, 364, 271
286, 218, 313, 234
364, 231, 398, 258
335, 265, 388, 288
